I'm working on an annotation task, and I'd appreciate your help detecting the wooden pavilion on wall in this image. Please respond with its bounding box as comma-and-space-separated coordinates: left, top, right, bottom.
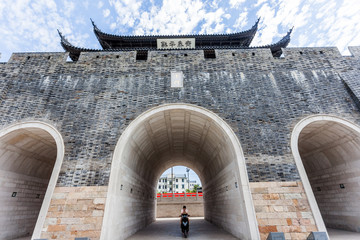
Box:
58, 18, 293, 61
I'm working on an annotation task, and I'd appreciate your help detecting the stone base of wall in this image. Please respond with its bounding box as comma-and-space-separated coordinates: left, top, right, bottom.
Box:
40, 186, 107, 240
250, 182, 317, 240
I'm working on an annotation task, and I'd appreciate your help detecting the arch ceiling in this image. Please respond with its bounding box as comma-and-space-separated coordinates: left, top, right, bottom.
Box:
0, 121, 64, 240
293, 115, 360, 234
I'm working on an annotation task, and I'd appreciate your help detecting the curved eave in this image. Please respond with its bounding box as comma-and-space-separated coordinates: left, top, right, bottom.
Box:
255, 28, 292, 57
58, 30, 99, 61
92, 18, 259, 49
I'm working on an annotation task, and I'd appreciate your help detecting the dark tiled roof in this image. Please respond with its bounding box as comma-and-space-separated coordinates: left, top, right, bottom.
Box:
58, 19, 292, 61
91, 18, 260, 50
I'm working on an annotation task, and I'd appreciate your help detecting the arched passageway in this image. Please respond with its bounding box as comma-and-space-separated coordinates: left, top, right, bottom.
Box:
101, 104, 258, 240
0, 122, 64, 239
292, 115, 360, 235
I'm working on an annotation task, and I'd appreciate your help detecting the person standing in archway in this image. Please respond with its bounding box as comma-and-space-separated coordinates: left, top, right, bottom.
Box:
180, 206, 190, 237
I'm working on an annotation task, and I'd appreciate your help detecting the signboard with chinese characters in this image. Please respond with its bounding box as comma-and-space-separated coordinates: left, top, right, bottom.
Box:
157, 38, 195, 50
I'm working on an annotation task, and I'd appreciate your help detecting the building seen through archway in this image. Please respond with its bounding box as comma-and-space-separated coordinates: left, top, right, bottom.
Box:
157, 166, 202, 193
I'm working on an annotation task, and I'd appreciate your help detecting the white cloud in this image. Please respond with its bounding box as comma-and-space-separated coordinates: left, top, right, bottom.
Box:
320, 0, 360, 54
252, 3, 276, 45
0, 0, 89, 61
62, 0, 75, 18
229, 0, 246, 9
254, 0, 269, 7
82, 1, 89, 9
103, 9, 110, 18
134, 0, 206, 35
252, 0, 309, 46
110, 22, 117, 30
297, 34, 308, 46
109, 0, 142, 29
98, 1, 104, 8
199, 8, 227, 34
233, 11, 248, 30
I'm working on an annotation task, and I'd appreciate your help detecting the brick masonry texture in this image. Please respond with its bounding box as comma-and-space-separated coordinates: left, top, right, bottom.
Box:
250, 181, 317, 240
40, 186, 107, 240
0, 47, 360, 186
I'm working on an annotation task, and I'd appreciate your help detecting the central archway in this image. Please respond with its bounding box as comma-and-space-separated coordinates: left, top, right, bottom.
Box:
101, 104, 258, 240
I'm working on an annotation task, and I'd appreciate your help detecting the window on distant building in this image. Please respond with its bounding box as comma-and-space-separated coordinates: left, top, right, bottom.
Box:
159, 179, 161, 182
182, 179, 184, 182
158, 186, 161, 189
182, 184, 185, 188
176, 185, 178, 188
176, 179, 178, 182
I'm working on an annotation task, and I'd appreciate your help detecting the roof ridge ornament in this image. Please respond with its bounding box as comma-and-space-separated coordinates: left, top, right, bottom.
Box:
57, 29, 71, 46
90, 18, 99, 30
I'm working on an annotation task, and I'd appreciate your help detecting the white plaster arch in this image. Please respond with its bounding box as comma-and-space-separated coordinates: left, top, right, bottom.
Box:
0, 121, 65, 239
291, 114, 360, 236
101, 103, 259, 240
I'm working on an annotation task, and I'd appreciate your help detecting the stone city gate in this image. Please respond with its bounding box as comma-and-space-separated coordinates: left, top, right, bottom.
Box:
1, 19, 360, 240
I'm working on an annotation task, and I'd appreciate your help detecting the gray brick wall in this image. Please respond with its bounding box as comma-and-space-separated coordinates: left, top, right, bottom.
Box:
0, 47, 359, 186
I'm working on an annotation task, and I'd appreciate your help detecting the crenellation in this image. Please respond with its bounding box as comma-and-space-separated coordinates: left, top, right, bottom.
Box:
7, 52, 68, 64
283, 47, 342, 58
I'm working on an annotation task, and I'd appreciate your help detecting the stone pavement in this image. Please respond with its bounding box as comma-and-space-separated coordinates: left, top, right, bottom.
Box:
11, 225, 360, 240
327, 228, 360, 240
127, 217, 238, 240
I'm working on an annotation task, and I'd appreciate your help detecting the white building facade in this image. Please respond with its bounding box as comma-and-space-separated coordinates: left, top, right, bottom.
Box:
157, 174, 200, 193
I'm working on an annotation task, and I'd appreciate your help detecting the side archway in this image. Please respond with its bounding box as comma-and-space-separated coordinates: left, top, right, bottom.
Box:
291, 115, 360, 234
0, 121, 65, 239
101, 104, 259, 240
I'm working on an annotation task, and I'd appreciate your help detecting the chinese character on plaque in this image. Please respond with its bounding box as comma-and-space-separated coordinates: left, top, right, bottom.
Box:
157, 38, 195, 49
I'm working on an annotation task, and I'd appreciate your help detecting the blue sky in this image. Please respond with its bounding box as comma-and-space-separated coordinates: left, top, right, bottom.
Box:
0, 0, 359, 62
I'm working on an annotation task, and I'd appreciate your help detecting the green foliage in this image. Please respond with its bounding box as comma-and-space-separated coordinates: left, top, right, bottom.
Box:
192, 184, 200, 192
185, 184, 200, 193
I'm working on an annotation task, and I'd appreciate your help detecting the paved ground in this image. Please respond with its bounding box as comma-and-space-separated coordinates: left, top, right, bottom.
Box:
127, 217, 238, 240
10, 223, 360, 240
327, 228, 360, 240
